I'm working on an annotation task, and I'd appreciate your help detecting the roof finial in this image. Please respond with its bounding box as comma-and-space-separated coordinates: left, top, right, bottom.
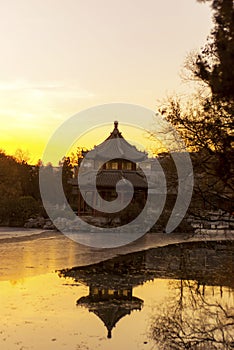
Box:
114, 120, 118, 129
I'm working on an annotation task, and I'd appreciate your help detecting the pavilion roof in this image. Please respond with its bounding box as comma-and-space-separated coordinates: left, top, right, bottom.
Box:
85, 121, 147, 162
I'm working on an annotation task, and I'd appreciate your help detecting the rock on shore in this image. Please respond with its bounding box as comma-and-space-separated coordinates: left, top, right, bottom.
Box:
24, 217, 55, 230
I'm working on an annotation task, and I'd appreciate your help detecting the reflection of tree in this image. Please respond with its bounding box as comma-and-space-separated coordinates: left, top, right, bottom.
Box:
151, 280, 234, 349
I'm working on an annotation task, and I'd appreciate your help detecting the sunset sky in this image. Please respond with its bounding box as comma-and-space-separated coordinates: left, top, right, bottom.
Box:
0, 0, 213, 163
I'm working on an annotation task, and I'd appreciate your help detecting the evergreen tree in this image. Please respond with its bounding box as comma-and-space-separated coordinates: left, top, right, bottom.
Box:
194, 0, 234, 100
155, 0, 234, 215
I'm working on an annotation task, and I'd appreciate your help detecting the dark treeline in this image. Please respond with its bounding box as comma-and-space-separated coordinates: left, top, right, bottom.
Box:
0, 151, 41, 226
0, 151, 73, 226
1, 146, 232, 230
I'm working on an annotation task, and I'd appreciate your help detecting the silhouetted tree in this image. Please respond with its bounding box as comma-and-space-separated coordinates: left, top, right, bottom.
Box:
0, 151, 42, 225
153, 0, 234, 217
61, 156, 73, 202
188, 0, 234, 101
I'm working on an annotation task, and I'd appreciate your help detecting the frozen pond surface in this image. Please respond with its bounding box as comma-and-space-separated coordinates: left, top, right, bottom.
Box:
0, 227, 46, 240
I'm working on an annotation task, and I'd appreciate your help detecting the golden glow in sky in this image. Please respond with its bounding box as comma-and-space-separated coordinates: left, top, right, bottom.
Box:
0, 0, 213, 163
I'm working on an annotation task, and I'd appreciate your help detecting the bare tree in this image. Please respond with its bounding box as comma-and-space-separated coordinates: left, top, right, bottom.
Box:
151, 280, 234, 349
14, 148, 30, 164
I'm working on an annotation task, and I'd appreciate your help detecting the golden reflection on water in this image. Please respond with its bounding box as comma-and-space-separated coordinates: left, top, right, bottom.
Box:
1, 272, 233, 350
0, 230, 164, 282
0, 234, 93, 281
1, 234, 233, 349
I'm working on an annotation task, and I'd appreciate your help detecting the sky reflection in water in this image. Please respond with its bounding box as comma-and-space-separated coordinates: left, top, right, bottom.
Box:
0, 232, 233, 350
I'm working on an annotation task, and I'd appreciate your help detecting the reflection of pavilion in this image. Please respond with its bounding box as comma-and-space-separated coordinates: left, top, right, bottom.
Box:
77, 286, 143, 338
59, 241, 234, 338
59, 253, 153, 338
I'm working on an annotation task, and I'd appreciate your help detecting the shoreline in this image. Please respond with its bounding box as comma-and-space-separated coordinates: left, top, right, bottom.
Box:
0, 226, 233, 282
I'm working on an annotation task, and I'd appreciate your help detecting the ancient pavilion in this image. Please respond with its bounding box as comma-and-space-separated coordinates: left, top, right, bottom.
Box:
70, 121, 148, 224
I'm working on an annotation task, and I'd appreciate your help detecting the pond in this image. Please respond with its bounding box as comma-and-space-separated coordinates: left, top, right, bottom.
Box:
0, 229, 233, 350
